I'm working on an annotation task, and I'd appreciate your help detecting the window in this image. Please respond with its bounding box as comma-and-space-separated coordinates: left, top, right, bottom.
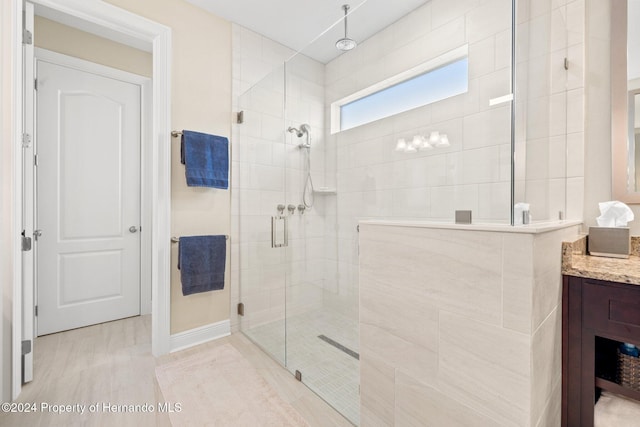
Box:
331, 45, 469, 133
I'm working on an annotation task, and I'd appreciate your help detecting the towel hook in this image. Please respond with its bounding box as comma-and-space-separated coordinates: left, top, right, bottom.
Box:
171, 131, 182, 138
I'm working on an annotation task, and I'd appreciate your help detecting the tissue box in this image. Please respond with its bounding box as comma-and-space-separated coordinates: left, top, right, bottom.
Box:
588, 227, 630, 259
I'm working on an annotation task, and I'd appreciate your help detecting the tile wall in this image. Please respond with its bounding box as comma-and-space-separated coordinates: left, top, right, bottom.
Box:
323, 0, 515, 321
314, 0, 586, 322
358, 222, 581, 426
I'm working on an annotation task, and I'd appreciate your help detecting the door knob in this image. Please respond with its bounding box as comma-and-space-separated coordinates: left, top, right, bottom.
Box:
129, 226, 139, 233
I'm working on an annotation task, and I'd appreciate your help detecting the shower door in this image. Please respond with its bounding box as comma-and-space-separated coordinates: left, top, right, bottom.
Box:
236, 64, 288, 365
236, 57, 359, 425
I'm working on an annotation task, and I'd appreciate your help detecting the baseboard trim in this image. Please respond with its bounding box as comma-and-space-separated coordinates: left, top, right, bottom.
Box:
169, 319, 231, 353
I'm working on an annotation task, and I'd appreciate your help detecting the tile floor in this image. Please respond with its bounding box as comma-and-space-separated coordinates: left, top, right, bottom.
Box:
0, 315, 353, 427
244, 309, 360, 425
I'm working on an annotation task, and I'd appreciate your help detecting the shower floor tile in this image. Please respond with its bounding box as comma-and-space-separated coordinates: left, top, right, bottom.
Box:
244, 309, 360, 425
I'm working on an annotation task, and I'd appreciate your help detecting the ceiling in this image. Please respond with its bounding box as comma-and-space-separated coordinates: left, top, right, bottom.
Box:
185, 0, 430, 63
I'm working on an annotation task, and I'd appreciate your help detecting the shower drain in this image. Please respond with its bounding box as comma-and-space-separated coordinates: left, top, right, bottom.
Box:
317, 335, 359, 360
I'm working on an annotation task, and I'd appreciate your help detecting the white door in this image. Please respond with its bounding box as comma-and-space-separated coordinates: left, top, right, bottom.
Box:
36, 58, 141, 336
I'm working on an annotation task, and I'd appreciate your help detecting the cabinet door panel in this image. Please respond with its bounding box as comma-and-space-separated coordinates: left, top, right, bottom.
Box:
583, 280, 640, 343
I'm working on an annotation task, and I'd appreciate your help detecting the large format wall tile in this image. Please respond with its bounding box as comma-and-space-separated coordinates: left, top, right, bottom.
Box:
438, 311, 531, 425
360, 272, 439, 349
530, 307, 562, 426
360, 323, 438, 386
360, 354, 396, 425
395, 371, 500, 427
502, 233, 534, 333
361, 225, 503, 325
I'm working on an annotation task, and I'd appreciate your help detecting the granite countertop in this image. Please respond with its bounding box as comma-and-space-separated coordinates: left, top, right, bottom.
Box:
562, 235, 640, 285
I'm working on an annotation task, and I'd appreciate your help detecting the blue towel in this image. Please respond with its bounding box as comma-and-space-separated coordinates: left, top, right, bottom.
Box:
178, 235, 226, 296
180, 130, 229, 189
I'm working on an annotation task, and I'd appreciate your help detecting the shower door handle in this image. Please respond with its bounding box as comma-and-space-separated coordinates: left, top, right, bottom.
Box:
271, 216, 288, 248
283, 216, 288, 247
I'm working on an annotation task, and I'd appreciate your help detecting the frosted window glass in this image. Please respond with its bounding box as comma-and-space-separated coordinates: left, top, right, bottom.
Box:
340, 58, 468, 131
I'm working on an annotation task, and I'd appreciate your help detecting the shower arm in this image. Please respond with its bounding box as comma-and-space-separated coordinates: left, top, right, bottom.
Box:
288, 124, 311, 148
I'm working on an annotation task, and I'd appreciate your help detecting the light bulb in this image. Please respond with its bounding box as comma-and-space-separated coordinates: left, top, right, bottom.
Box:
420, 140, 433, 150
395, 138, 407, 151
412, 135, 424, 148
437, 134, 450, 147
405, 144, 417, 153
429, 131, 440, 144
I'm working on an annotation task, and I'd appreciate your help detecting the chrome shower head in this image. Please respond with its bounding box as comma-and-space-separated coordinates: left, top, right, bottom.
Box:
336, 4, 357, 51
287, 126, 304, 137
288, 124, 310, 138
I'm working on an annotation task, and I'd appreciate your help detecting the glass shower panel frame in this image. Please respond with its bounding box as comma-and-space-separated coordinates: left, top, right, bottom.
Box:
512, 0, 571, 223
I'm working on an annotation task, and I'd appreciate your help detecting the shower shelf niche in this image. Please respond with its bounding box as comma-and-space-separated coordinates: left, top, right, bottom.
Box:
314, 188, 337, 195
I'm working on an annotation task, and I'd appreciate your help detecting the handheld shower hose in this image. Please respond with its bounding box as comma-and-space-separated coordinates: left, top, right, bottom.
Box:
287, 124, 315, 208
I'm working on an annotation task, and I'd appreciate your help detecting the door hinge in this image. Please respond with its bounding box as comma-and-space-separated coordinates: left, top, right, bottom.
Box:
22, 29, 32, 45
21, 231, 32, 251
236, 111, 244, 124
34, 78, 38, 91
564, 57, 569, 70
21, 340, 32, 355
22, 133, 32, 148
237, 302, 244, 316
34, 154, 38, 166
35, 305, 38, 317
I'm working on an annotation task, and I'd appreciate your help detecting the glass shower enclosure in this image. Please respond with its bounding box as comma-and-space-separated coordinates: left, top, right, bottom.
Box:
234, 0, 572, 424
236, 50, 359, 422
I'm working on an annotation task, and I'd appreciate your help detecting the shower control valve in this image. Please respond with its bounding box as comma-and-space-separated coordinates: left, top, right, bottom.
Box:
277, 204, 285, 214
287, 204, 296, 215
297, 205, 306, 215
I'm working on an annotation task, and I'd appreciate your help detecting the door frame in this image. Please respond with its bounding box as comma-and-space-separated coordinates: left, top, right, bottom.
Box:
10, 0, 172, 399
33, 47, 153, 335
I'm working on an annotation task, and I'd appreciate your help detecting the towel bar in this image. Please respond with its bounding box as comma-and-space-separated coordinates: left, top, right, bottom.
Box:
171, 131, 182, 138
172, 235, 228, 243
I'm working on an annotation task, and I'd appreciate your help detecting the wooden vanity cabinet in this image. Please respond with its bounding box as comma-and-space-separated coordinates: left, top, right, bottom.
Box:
562, 275, 640, 427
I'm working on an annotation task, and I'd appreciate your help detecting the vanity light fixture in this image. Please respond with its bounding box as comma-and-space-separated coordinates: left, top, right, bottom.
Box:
395, 131, 451, 152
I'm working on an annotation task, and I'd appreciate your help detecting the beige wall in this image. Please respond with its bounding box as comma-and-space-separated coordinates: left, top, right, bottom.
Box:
105, 0, 232, 334
34, 16, 152, 77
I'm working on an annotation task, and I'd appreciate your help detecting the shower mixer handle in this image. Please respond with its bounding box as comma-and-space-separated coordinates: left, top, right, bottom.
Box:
287, 204, 296, 214
277, 204, 285, 214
